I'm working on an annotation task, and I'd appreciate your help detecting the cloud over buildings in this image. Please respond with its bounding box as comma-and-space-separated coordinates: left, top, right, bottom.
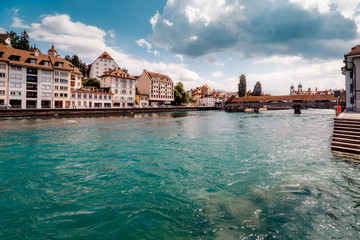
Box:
11, 13, 204, 89
150, 0, 359, 58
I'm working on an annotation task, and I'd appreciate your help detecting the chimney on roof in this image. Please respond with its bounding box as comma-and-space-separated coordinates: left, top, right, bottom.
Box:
34, 48, 39, 57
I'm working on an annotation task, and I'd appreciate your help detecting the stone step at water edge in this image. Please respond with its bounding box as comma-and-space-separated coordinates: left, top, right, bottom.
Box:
334, 123, 360, 129
334, 120, 360, 125
331, 145, 360, 155
333, 130, 360, 136
332, 133, 360, 140
333, 126, 360, 132
332, 137, 360, 145
335, 118, 360, 123
331, 140, 360, 149
332, 151, 360, 161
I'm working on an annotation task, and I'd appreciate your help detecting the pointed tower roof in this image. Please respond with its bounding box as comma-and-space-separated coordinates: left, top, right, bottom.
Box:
98, 51, 113, 60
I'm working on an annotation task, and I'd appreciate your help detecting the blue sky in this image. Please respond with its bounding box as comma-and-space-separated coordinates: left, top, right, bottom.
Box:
1, 0, 359, 94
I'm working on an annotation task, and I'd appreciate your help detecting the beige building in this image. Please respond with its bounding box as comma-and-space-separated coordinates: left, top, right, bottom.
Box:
135, 94, 149, 107
100, 68, 136, 107
137, 69, 174, 106
0, 58, 8, 105
48, 44, 82, 108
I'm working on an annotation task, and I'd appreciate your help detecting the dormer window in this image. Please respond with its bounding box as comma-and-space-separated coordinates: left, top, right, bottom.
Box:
57, 62, 63, 67
44, 61, 49, 66
9, 55, 21, 61
30, 59, 36, 64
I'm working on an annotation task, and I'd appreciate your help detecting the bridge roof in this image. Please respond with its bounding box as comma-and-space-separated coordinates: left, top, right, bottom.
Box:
228, 94, 345, 103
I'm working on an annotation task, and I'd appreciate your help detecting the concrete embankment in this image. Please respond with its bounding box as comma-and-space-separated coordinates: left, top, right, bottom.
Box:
0, 107, 218, 118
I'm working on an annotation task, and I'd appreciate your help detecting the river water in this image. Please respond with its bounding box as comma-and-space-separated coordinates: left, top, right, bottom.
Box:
1, 110, 360, 239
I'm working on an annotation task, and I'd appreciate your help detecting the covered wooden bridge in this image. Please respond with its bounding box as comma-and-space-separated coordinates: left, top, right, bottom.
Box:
225, 94, 346, 114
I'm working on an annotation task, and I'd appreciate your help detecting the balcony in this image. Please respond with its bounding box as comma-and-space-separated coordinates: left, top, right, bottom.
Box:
26, 92, 38, 98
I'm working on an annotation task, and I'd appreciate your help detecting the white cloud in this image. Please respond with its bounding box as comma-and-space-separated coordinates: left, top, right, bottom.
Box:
10, 13, 203, 90
162, 19, 173, 27
150, 11, 159, 30
0, 27, 6, 33
212, 70, 224, 78
189, 36, 198, 41
247, 58, 344, 95
136, 38, 152, 50
136, 38, 160, 56
150, 0, 359, 58
175, 54, 184, 61
108, 30, 115, 38
11, 17, 31, 29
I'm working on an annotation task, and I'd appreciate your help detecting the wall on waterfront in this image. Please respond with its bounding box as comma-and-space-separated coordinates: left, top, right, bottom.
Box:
0, 107, 218, 118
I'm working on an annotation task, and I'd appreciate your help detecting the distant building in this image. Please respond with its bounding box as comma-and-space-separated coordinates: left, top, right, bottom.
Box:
100, 68, 136, 108
137, 70, 174, 106
343, 45, 360, 111
200, 95, 215, 107
290, 84, 296, 95
0, 33, 11, 46
298, 83, 303, 95
89, 51, 119, 80
135, 94, 149, 107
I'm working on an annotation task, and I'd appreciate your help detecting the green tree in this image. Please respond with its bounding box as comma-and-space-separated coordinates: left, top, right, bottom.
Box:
9, 30, 20, 48
173, 81, 190, 105
0, 38, 7, 45
71, 55, 81, 69
64, 55, 71, 61
238, 74, 246, 97
253, 81, 262, 96
82, 78, 100, 88
19, 30, 31, 51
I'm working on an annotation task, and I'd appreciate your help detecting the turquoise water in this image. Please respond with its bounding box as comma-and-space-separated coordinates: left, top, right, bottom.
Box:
1, 110, 360, 239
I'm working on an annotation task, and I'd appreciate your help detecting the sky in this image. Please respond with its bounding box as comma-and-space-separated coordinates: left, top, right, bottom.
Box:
1, 0, 360, 94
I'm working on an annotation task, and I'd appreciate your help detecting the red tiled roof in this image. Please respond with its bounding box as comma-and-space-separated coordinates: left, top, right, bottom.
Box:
0, 43, 53, 70
98, 51, 113, 60
101, 68, 136, 79
346, 45, 360, 56
144, 70, 173, 83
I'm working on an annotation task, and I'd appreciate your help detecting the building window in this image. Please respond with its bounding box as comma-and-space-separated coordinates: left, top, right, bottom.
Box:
0, 90, 5, 95
10, 91, 21, 96
0, 63, 6, 69
27, 68, 38, 75
10, 66, 21, 71
26, 76, 37, 83
0, 81, 5, 86
0, 73, 5, 78
10, 82, 21, 88
42, 70, 51, 75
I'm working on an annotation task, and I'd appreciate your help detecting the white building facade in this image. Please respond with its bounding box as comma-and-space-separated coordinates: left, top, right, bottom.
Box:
343, 45, 360, 112
89, 52, 119, 80
100, 69, 136, 108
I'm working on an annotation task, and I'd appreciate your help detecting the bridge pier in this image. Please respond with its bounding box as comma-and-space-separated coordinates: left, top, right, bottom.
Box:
294, 105, 301, 114
254, 107, 260, 113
